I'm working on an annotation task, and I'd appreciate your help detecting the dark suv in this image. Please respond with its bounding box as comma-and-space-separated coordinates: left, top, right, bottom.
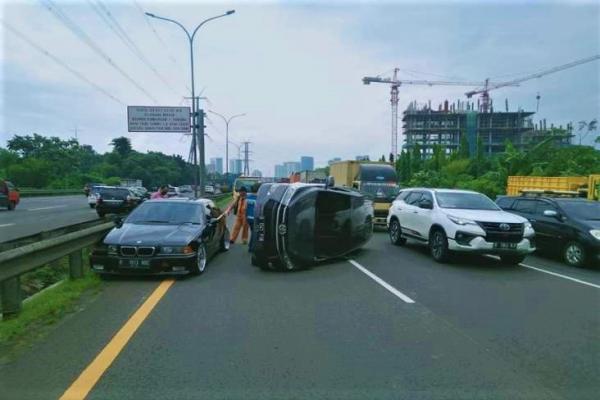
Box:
96, 186, 140, 217
497, 196, 600, 267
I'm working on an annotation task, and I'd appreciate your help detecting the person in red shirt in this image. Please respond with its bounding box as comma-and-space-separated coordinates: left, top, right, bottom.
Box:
151, 185, 169, 200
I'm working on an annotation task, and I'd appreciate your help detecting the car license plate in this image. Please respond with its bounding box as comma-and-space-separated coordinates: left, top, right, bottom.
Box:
494, 242, 517, 249
119, 259, 150, 268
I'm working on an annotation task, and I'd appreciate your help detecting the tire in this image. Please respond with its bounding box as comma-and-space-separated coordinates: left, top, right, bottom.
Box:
97, 211, 105, 218
220, 229, 231, 252
192, 243, 208, 275
389, 218, 407, 246
7, 201, 16, 211
89, 204, 95, 209
563, 241, 586, 267
499, 254, 525, 265
429, 228, 451, 263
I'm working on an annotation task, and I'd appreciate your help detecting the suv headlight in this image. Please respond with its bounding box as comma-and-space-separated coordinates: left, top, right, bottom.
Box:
447, 215, 477, 226
590, 230, 600, 240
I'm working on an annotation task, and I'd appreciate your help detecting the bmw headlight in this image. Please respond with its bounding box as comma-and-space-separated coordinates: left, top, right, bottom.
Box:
590, 230, 600, 241
161, 246, 194, 254
447, 215, 477, 226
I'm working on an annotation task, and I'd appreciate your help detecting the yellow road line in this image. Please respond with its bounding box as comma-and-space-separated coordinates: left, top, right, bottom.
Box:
59, 279, 175, 400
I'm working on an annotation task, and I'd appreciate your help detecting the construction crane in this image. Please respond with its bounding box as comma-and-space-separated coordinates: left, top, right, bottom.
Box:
465, 55, 600, 113
363, 69, 512, 157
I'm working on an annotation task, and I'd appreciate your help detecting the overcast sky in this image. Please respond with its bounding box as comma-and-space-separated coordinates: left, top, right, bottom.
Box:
1, 0, 599, 176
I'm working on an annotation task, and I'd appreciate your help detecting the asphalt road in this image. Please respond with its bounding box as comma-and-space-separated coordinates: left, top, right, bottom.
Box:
0, 195, 98, 242
1, 230, 598, 399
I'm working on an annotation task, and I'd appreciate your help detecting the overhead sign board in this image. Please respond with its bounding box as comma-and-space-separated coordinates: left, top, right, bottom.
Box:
127, 106, 191, 133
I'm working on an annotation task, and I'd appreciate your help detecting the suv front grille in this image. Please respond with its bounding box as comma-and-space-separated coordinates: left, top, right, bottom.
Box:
476, 222, 524, 243
120, 246, 155, 257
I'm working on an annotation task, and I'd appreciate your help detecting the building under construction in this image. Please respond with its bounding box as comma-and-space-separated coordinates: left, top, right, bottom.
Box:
402, 99, 572, 157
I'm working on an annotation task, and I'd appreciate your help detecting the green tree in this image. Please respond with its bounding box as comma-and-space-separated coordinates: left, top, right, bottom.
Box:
110, 137, 132, 158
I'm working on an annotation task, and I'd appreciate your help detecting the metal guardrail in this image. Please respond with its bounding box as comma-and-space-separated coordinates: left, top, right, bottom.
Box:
0, 222, 114, 319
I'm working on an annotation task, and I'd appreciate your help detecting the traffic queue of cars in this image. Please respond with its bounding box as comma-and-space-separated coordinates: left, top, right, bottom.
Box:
387, 188, 599, 267
89, 178, 599, 278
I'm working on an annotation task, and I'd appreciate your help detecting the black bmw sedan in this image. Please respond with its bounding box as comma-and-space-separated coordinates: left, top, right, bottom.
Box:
90, 198, 230, 276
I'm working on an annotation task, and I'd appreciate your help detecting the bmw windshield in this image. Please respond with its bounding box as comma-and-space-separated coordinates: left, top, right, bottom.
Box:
436, 192, 500, 210
126, 202, 204, 225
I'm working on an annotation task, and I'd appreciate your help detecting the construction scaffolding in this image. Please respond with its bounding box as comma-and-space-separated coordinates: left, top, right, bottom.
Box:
402, 100, 572, 158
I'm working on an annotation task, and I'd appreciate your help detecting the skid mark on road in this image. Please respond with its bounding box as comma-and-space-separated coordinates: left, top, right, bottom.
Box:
59, 279, 175, 400
349, 259, 415, 304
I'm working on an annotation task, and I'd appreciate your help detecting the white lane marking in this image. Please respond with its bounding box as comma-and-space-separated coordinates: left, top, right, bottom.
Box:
349, 259, 415, 304
520, 263, 600, 290
0, 223, 15, 228
27, 205, 67, 211
485, 255, 600, 290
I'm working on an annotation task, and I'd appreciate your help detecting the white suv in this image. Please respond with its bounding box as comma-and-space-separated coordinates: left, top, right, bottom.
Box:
387, 188, 535, 265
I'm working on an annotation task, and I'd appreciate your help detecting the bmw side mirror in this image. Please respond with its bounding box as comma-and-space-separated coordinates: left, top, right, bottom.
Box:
113, 216, 123, 228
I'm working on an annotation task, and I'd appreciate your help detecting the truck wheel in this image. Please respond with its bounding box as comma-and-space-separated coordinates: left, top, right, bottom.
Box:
563, 241, 586, 267
499, 254, 525, 265
429, 228, 451, 263
97, 211, 105, 218
389, 219, 407, 246
7, 201, 16, 211
251, 254, 269, 270
89, 204, 95, 209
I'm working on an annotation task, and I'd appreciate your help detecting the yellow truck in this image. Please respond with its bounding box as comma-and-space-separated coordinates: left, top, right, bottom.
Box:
330, 160, 400, 226
507, 175, 600, 200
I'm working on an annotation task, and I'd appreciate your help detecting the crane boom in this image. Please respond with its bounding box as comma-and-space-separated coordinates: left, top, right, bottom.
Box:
465, 55, 600, 97
363, 77, 511, 87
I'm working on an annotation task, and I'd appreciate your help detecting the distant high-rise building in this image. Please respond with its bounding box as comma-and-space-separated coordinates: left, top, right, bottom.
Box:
284, 161, 301, 177
300, 156, 314, 171
251, 169, 262, 177
210, 157, 223, 174
229, 159, 243, 174
328, 157, 341, 166
206, 163, 216, 174
274, 164, 287, 178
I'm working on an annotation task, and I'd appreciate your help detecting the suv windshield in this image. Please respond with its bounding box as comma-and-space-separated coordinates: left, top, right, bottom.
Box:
126, 202, 204, 224
360, 183, 400, 201
235, 179, 260, 192
560, 201, 600, 220
436, 192, 500, 210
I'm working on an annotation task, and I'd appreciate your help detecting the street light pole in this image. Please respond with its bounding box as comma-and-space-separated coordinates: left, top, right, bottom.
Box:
208, 110, 246, 176
146, 10, 235, 198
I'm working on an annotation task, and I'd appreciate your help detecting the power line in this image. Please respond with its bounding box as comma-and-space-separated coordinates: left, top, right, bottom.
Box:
2, 20, 125, 106
39, 0, 158, 104
131, 0, 190, 92
89, 0, 182, 98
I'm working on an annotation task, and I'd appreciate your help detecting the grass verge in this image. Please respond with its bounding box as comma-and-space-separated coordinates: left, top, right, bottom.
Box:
0, 273, 101, 360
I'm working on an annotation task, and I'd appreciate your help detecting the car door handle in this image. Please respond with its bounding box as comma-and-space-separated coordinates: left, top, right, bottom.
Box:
412, 211, 418, 214
528, 218, 536, 222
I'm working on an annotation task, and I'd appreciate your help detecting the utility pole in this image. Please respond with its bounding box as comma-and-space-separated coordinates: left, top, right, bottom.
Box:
146, 10, 235, 198
242, 141, 252, 176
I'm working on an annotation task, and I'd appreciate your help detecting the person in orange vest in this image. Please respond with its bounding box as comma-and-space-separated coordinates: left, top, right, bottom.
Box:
227, 186, 249, 244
